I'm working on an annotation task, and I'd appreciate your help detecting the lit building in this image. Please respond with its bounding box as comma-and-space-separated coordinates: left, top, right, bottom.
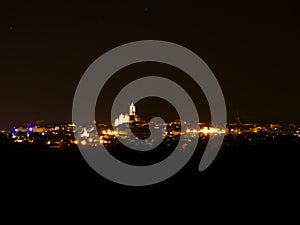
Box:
129, 103, 136, 121
129, 103, 136, 116
114, 103, 140, 126
114, 113, 130, 127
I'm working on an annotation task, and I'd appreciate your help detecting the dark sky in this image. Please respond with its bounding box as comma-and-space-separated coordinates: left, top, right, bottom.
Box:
1, 0, 300, 129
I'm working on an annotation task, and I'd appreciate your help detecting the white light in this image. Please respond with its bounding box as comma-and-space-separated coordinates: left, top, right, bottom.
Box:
81, 128, 89, 138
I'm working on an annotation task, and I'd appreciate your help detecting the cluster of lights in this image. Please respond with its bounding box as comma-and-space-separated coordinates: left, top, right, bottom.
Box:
75, 129, 118, 146
102, 129, 118, 135
13, 127, 34, 133
186, 127, 225, 135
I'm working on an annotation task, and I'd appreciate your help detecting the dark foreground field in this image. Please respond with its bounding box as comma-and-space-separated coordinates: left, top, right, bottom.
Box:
1, 140, 299, 225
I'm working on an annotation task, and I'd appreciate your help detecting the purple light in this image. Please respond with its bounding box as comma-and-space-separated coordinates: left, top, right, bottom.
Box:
14, 128, 18, 133
28, 127, 33, 132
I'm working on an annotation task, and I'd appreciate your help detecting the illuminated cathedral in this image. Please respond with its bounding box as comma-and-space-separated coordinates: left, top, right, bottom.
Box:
114, 103, 139, 127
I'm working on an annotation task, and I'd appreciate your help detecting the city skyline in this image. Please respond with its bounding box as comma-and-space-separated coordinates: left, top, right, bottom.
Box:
1, 108, 300, 131
1, 1, 300, 223
2, 102, 300, 132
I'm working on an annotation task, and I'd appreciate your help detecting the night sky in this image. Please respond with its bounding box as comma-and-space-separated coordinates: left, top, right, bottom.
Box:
1, 0, 300, 129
